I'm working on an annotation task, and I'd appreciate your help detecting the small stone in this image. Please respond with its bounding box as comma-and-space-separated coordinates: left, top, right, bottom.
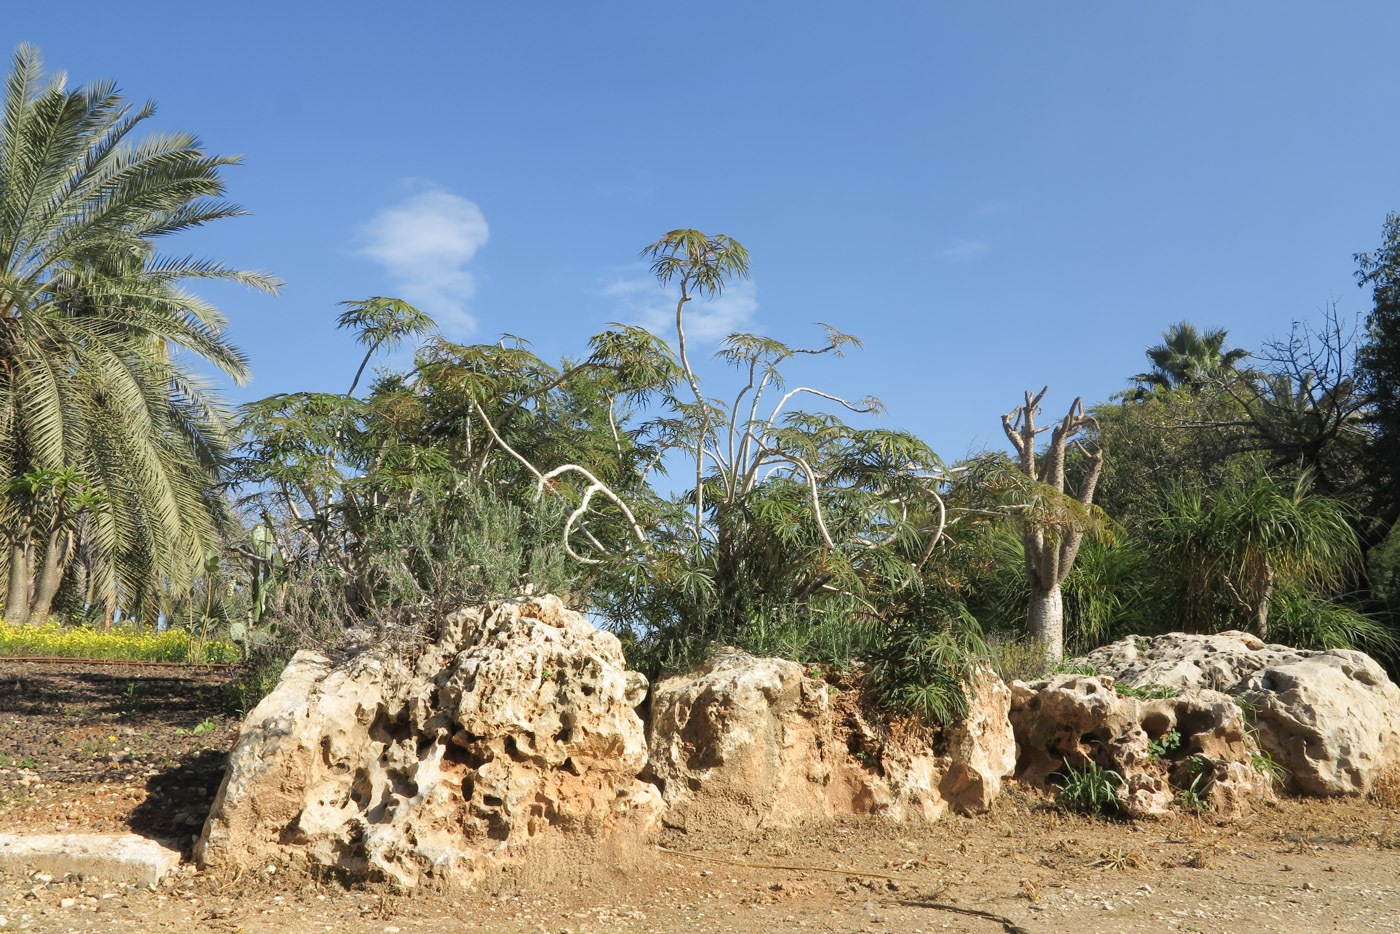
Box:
59, 898, 75, 909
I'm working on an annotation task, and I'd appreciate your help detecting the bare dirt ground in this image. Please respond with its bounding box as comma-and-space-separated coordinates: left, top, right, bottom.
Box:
0, 660, 1398, 934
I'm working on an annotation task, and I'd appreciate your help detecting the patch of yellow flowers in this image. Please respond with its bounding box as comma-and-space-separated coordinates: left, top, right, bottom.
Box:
0, 620, 239, 664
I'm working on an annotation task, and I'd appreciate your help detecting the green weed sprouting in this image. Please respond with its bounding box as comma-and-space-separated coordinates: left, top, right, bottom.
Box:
1147, 729, 1182, 761
1114, 682, 1180, 700
1175, 756, 1215, 814
1054, 760, 1124, 816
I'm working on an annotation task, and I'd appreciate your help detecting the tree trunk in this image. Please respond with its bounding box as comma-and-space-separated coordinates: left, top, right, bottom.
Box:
1253, 565, 1275, 641
26, 530, 70, 623
4, 541, 31, 625
1028, 585, 1065, 661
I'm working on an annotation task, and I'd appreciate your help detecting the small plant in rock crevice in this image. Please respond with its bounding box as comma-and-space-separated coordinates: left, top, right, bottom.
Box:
1148, 729, 1182, 761
1175, 756, 1215, 813
1233, 700, 1291, 789
1114, 682, 1180, 700
1053, 760, 1124, 817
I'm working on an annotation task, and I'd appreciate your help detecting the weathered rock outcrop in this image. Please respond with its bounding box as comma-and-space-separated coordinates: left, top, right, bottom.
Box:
197, 596, 663, 887
1009, 674, 1273, 818
644, 651, 1016, 830
1080, 632, 1400, 796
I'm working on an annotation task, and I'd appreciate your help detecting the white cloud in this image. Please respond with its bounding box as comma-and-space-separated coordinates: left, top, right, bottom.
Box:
603, 267, 759, 343
939, 239, 991, 262
358, 187, 489, 336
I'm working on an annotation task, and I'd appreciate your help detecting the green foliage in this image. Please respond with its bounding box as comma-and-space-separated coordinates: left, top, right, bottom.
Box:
355, 474, 584, 619
0, 44, 279, 624
1174, 757, 1215, 814
964, 525, 1152, 655
1251, 747, 1287, 789
1266, 587, 1397, 657
1048, 658, 1100, 676
600, 231, 956, 683
174, 719, 217, 736
1054, 760, 1123, 817
864, 604, 990, 725
1159, 472, 1360, 639
1356, 212, 1400, 519
986, 635, 1053, 682
1147, 729, 1182, 761
337, 296, 436, 395
222, 641, 292, 716
1114, 682, 1180, 700
1090, 385, 1265, 525
1132, 322, 1252, 397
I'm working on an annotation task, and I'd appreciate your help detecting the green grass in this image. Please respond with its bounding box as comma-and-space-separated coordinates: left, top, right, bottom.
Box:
1114, 682, 1180, 700
1054, 760, 1124, 817
0, 620, 239, 663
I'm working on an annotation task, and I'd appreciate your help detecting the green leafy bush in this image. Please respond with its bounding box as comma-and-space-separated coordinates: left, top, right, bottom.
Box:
865, 604, 991, 725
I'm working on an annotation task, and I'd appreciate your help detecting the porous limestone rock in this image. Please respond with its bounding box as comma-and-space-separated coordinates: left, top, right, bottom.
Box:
1009, 674, 1273, 818
196, 595, 663, 887
1081, 631, 1309, 693
1080, 632, 1400, 796
1239, 651, 1400, 796
644, 650, 1015, 830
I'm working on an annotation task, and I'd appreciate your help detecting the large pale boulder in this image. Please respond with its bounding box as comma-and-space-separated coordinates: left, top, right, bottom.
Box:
1009, 674, 1273, 818
1081, 632, 1400, 796
1240, 651, 1400, 795
644, 650, 1015, 830
196, 596, 663, 887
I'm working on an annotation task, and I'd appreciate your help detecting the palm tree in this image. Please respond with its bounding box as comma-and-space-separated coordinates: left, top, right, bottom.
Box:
0, 45, 279, 623
1160, 473, 1358, 640
1132, 322, 1251, 396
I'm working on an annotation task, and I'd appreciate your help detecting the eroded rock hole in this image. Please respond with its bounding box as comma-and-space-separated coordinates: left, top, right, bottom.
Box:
1176, 710, 1220, 739
349, 769, 372, 809
504, 734, 530, 762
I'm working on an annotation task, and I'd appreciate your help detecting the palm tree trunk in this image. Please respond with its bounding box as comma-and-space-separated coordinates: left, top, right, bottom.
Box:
4, 541, 31, 624
26, 529, 71, 623
1028, 585, 1065, 662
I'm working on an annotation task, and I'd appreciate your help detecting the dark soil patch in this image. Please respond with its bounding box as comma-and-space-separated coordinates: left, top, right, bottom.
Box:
0, 659, 240, 850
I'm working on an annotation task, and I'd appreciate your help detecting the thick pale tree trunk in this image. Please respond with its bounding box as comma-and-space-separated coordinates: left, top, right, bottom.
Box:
26, 530, 70, 623
4, 542, 31, 625
1028, 585, 1065, 661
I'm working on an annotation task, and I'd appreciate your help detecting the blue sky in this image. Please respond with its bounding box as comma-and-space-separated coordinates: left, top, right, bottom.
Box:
7, 2, 1399, 460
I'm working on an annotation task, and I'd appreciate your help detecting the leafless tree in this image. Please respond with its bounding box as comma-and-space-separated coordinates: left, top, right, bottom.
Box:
1002, 388, 1106, 660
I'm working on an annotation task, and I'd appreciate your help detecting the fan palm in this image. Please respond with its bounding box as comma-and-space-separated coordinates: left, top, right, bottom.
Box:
0, 45, 278, 622
1133, 322, 1251, 396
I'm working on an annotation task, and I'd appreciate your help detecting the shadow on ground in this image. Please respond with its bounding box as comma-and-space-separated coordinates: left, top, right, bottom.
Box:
126, 747, 228, 855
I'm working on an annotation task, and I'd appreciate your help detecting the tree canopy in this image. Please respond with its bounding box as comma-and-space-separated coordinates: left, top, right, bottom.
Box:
0, 44, 277, 624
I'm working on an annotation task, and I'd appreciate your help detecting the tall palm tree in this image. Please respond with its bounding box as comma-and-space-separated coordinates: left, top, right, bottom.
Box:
1132, 322, 1251, 396
0, 45, 279, 623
